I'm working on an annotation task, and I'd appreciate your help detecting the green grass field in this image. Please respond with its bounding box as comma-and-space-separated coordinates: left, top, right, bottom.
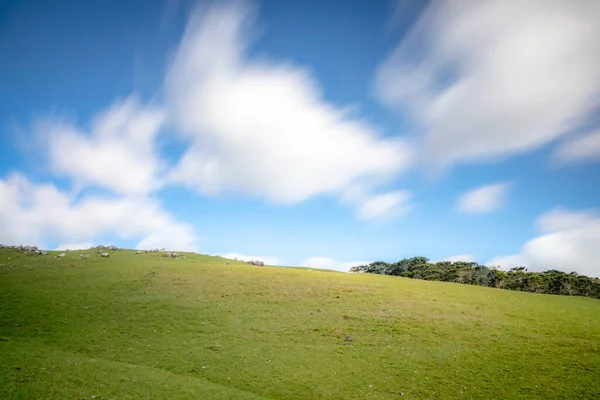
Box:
1, 248, 599, 399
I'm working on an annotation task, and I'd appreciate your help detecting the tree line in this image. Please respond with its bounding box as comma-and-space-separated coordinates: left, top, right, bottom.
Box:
350, 258, 600, 299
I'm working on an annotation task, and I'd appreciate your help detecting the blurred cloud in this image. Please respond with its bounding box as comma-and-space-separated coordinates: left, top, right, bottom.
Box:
553, 130, 600, 164
376, 0, 600, 169
54, 242, 94, 250
486, 254, 526, 271
41, 97, 165, 196
300, 257, 371, 272
166, 2, 413, 212
8, 97, 200, 251
487, 208, 600, 277
440, 254, 477, 263
0, 172, 200, 251
456, 182, 511, 214
536, 207, 599, 233
355, 190, 412, 222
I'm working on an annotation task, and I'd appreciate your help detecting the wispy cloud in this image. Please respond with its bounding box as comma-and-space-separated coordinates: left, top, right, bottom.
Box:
55, 242, 94, 251
166, 2, 413, 213
376, 0, 600, 170
40, 97, 165, 196
355, 190, 412, 222
553, 130, 600, 164
440, 254, 477, 263
0, 172, 199, 251
487, 208, 600, 277
456, 182, 511, 214
300, 257, 371, 272
486, 254, 526, 271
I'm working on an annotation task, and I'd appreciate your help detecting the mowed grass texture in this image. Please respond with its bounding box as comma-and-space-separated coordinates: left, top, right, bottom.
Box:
1, 249, 599, 399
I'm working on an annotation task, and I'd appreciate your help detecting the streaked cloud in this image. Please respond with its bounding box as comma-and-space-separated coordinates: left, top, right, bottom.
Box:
55, 242, 94, 251
487, 208, 600, 277
376, 0, 600, 169
554, 130, 600, 164
486, 254, 526, 271
166, 2, 413, 212
300, 257, 372, 272
355, 190, 412, 222
440, 254, 477, 263
456, 182, 511, 214
0, 173, 200, 251
41, 97, 165, 196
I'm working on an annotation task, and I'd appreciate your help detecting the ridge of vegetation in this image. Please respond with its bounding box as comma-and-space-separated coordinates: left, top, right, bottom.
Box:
353, 258, 600, 299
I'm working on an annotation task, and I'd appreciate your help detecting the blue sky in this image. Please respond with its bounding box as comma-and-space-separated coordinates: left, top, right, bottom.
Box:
1, 0, 600, 276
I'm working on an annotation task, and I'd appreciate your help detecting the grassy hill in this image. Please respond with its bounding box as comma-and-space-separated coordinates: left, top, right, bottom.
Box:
1, 248, 599, 399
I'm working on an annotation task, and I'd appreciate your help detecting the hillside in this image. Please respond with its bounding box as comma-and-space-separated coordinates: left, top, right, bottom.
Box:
1, 248, 599, 399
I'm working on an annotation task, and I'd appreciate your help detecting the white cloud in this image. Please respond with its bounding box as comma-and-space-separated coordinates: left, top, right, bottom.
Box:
300, 257, 371, 272
441, 254, 477, 263
486, 254, 526, 270
5, 97, 200, 252
41, 97, 165, 196
220, 252, 281, 266
165, 2, 413, 209
0, 173, 200, 251
535, 207, 599, 233
55, 242, 94, 251
554, 130, 600, 164
456, 182, 511, 214
355, 190, 412, 221
487, 208, 600, 277
376, 0, 600, 169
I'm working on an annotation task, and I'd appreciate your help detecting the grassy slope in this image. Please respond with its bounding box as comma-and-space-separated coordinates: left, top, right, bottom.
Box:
1, 249, 599, 399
